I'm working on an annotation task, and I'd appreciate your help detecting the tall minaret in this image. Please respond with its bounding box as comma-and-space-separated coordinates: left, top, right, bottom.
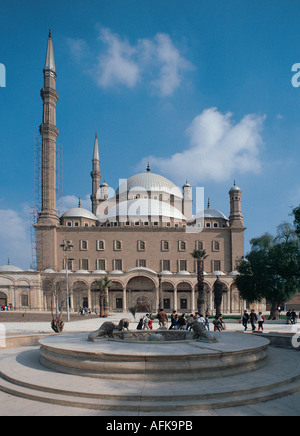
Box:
38, 29, 59, 225
229, 182, 244, 228
90, 133, 101, 214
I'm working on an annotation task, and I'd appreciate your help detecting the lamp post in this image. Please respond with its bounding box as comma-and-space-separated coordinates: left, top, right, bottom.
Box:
60, 240, 74, 322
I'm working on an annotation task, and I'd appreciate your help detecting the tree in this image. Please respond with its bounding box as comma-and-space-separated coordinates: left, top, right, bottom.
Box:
236, 225, 300, 319
43, 275, 67, 332
93, 277, 113, 317
292, 206, 300, 239
213, 278, 225, 317
191, 249, 209, 315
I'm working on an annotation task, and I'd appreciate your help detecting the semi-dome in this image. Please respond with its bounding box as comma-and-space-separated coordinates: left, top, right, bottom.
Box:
0, 263, 24, 272
117, 171, 182, 198
99, 198, 186, 222
61, 207, 98, 220
194, 208, 228, 221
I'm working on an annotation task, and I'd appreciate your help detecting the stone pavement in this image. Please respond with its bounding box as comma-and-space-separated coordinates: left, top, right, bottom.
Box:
0, 313, 299, 416
1, 313, 298, 335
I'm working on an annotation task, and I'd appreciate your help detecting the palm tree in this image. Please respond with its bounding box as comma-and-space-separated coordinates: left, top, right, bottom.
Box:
191, 249, 209, 315
213, 277, 225, 317
94, 277, 113, 317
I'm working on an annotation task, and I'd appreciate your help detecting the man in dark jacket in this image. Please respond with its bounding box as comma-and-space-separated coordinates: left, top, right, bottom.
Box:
157, 308, 168, 328
242, 310, 250, 331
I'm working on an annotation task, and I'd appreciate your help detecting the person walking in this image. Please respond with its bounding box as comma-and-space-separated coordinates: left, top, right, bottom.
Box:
257, 312, 265, 332
286, 310, 291, 325
157, 308, 168, 328
250, 310, 258, 332
169, 310, 177, 330
178, 314, 187, 330
242, 310, 250, 331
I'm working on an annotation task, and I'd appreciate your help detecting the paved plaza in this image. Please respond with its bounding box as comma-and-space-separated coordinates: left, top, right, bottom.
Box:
0, 313, 299, 416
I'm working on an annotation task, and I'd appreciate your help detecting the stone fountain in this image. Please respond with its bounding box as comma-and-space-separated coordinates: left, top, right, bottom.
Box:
39, 319, 269, 381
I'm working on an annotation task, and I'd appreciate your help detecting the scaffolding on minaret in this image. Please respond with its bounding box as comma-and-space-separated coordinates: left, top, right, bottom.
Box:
31, 132, 63, 270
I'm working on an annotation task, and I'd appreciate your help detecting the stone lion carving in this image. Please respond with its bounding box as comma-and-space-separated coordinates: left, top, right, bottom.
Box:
88, 318, 130, 341
190, 320, 218, 343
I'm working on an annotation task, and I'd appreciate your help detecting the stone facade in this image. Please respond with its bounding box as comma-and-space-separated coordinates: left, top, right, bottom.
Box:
0, 31, 268, 315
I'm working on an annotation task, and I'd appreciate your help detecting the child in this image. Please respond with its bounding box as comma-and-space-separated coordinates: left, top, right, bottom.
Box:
257, 312, 265, 332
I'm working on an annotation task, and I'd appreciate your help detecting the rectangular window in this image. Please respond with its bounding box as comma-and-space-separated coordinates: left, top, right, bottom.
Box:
114, 259, 122, 271
81, 259, 89, 270
162, 260, 170, 271
97, 259, 106, 271
213, 260, 221, 271
179, 260, 187, 271
116, 298, 123, 309
21, 294, 29, 307
138, 259, 146, 268
163, 298, 170, 310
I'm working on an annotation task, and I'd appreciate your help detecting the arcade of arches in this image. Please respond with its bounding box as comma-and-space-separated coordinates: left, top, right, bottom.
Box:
41, 274, 249, 315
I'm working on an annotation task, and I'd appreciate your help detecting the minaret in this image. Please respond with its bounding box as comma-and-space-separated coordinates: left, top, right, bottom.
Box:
38, 29, 59, 225
182, 180, 192, 220
229, 181, 244, 228
90, 133, 101, 214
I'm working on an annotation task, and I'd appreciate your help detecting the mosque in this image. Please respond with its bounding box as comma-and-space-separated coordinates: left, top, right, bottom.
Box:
0, 31, 264, 315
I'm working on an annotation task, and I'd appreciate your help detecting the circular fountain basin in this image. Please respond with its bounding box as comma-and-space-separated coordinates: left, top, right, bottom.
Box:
39, 331, 270, 381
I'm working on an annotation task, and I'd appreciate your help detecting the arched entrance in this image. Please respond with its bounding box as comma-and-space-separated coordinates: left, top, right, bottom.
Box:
73, 281, 89, 311
177, 282, 192, 312
126, 276, 156, 312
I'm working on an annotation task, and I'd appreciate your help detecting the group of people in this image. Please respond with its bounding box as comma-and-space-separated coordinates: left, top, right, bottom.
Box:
242, 310, 265, 332
286, 309, 298, 325
137, 309, 227, 332
136, 313, 155, 330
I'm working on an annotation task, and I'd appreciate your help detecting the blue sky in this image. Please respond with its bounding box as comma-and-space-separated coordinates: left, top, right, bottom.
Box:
0, 0, 300, 269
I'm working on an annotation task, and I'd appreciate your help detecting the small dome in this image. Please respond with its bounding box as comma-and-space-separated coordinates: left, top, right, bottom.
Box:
43, 268, 55, 274
177, 270, 191, 275
58, 270, 73, 274
126, 267, 157, 274
212, 271, 225, 276
194, 208, 228, 221
61, 207, 98, 220
229, 182, 241, 193
75, 270, 90, 274
229, 271, 239, 276
160, 270, 173, 275
110, 270, 123, 275
92, 270, 107, 275
0, 264, 24, 272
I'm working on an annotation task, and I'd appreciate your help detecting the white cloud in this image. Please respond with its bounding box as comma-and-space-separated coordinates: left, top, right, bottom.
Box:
138, 107, 265, 184
68, 28, 194, 96
96, 28, 140, 88
0, 206, 32, 269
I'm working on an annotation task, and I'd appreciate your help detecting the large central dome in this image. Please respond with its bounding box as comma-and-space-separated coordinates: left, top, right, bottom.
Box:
117, 171, 182, 198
